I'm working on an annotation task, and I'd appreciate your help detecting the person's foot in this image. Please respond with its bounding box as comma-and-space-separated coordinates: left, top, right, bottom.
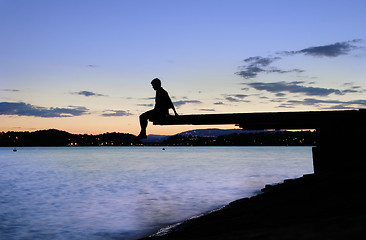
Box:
136, 133, 147, 140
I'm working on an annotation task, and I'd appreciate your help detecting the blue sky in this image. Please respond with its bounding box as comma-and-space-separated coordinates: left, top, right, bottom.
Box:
1, 0, 365, 134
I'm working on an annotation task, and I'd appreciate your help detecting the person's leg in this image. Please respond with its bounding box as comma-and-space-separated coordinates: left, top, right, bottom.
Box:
137, 110, 155, 139
138, 113, 148, 138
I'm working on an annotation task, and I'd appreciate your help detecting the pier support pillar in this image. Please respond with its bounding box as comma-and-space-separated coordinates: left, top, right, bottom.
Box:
312, 124, 366, 175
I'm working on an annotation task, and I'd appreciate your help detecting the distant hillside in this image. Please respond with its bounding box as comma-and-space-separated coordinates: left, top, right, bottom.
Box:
140, 129, 245, 144
162, 130, 317, 146
178, 128, 245, 137
0, 128, 317, 146
0, 129, 138, 146
139, 134, 170, 144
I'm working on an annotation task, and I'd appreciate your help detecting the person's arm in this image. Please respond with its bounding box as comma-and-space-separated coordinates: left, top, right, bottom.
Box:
172, 105, 179, 116
163, 88, 178, 116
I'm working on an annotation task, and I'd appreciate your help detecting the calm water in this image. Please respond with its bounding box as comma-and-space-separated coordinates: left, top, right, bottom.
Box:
0, 146, 313, 240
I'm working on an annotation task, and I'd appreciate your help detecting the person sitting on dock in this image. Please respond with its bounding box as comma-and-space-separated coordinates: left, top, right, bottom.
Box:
137, 78, 178, 139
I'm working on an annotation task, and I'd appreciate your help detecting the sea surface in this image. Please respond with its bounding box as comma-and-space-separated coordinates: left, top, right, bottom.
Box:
0, 146, 313, 240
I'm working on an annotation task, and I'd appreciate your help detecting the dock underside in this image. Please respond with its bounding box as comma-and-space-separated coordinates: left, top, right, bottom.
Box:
152, 109, 366, 175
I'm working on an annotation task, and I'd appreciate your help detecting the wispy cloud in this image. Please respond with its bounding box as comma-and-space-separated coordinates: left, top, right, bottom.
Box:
279, 98, 366, 109
137, 99, 202, 108
236, 39, 363, 80
142, 97, 155, 100
245, 81, 343, 96
236, 56, 304, 79
224, 94, 250, 102
72, 91, 106, 97
87, 64, 99, 68
137, 103, 154, 107
173, 100, 202, 107
0, 102, 89, 117
0, 89, 20, 92
280, 39, 363, 57
101, 110, 132, 117
341, 82, 365, 94
213, 101, 224, 105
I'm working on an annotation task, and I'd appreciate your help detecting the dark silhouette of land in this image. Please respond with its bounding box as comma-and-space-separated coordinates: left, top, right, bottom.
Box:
137, 78, 178, 139
162, 130, 316, 146
0, 129, 138, 146
142, 172, 366, 240
0, 129, 317, 146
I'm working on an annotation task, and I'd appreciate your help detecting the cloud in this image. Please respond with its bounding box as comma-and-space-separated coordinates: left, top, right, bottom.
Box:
267, 69, 304, 74
137, 103, 154, 107
138, 99, 203, 108
0, 102, 89, 117
236, 56, 279, 79
277, 98, 366, 109
224, 94, 250, 102
87, 64, 99, 68
72, 91, 106, 97
236, 40, 363, 80
0, 89, 20, 92
140, 97, 155, 100
200, 108, 216, 112
341, 82, 366, 94
281, 39, 362, 57
236, 56, 304, 79
233, 94, 249, 99
244, 56, 277, 65
245, 81, 343, 96
213, 101, 224, 105
101, 110, 132, 117
173, 100, 202, 107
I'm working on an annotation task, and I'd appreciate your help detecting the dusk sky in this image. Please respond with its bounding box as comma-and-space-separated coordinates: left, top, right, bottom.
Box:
1, 0, 365, 135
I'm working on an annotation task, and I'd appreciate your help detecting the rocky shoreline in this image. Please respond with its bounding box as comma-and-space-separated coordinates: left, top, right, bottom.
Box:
141, 171, 366, 240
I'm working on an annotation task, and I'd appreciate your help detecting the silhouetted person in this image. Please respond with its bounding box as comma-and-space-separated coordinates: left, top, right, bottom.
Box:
137, 78, 178, 139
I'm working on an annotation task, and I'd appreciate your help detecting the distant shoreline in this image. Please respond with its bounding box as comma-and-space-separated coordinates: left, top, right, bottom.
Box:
141, 171, 366, 240
1, 128, 317, 147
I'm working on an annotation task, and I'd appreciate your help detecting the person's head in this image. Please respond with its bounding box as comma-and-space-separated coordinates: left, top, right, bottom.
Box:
151, 78, 161, 90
